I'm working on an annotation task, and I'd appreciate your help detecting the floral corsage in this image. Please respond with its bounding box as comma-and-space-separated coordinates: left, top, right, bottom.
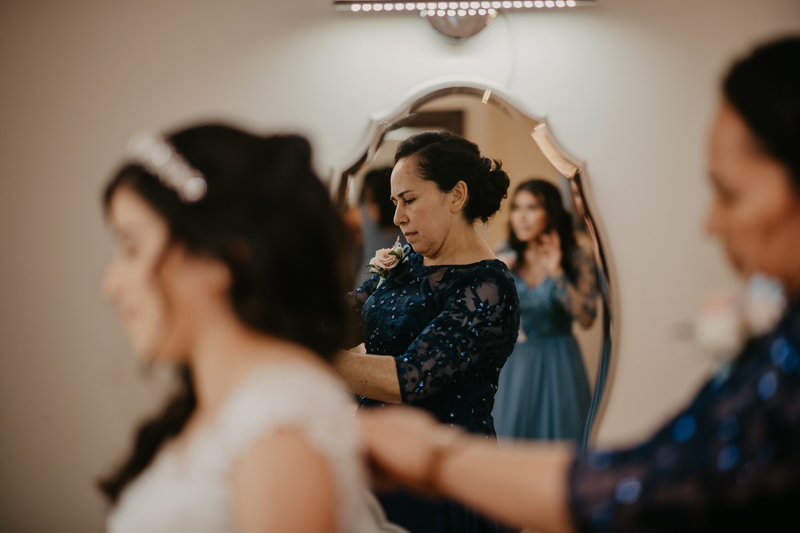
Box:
695, 273, 787, 362
367, 238, 410, 288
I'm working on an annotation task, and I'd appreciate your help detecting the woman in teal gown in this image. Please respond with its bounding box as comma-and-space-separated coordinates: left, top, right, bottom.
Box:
492, 179, 598, 442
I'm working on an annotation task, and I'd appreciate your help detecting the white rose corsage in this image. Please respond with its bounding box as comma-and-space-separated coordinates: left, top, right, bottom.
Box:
695, 273, 787, 362
367, 238, 410, 288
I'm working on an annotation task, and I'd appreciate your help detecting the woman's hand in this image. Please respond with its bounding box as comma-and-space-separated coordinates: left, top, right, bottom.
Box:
538, 230, 563, 277
359, 407, 445, 492
360, 407, 576, 533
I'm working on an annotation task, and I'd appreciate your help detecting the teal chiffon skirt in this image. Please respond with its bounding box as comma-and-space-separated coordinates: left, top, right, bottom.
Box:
493, 333, 591, 441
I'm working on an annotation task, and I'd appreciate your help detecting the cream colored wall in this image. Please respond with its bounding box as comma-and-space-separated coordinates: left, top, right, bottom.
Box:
1, 1, 799, 531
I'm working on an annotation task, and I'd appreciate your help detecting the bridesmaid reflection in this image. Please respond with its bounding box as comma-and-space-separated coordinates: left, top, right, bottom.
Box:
493, 179, 598, 442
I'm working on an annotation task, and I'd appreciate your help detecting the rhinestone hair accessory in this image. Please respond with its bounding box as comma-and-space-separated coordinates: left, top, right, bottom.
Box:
126, 132, 208, 203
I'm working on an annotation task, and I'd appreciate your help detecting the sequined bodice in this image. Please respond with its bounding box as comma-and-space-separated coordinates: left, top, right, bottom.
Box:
348, 252, 520, 436
516, 275, 574, 339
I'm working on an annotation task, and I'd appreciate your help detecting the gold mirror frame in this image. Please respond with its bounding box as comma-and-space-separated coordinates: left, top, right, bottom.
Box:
331, 77, 616, 447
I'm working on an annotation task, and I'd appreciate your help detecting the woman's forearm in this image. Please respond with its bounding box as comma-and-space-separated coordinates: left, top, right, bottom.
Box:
361, 409, 577, 533
333, 351, 402, 403
436, 439, 576, 533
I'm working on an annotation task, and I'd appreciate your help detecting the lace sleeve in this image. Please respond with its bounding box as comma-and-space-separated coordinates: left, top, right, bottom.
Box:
553, 247, 598, 327
394, 273, 519, 404
569, 328, 800, 532
346, 275, 380, 345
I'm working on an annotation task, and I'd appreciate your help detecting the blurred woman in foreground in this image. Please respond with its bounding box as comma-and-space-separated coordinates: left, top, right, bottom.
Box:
99, 125, 376, 533
361, 36, 800, 533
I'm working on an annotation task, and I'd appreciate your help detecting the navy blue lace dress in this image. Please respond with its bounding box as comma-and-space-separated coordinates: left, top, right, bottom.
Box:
348, 251, 520, 533
570, 299, 800, 533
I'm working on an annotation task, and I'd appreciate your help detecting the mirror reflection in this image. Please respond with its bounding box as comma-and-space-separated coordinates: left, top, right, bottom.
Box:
337, 89, 608, 448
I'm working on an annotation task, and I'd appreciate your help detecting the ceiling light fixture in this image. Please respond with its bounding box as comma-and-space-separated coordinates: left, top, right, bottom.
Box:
335, 0, 593, 40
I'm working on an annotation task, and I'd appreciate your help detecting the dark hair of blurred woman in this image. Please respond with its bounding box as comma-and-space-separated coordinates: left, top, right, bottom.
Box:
724, 36, 800, 190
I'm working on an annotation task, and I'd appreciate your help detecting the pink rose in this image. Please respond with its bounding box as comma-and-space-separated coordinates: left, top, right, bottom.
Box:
366, 239, 407, 286
375, 249, 399, 271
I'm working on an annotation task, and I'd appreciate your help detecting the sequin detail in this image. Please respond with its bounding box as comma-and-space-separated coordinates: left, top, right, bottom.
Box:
346, 252, 520, 435
569, 302, 800, 532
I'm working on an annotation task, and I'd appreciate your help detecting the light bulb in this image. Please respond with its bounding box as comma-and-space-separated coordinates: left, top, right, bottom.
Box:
502, 1, 512, 8
362, 3, 372, 10
556, 0, 565, 6
524, 0, 533, 6
351, 4, 362, 11
513, 1, 523, 7
373, 3, 382, 10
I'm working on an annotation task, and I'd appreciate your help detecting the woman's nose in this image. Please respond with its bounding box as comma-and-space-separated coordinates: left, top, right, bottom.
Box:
393, 204, 406, 226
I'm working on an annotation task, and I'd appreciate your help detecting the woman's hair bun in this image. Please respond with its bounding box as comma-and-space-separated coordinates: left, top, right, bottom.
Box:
394, 130, 510, 223
465, 157, 510, 223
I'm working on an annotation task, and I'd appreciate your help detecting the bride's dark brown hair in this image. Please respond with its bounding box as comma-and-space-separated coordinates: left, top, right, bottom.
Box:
98, 124, 354, 503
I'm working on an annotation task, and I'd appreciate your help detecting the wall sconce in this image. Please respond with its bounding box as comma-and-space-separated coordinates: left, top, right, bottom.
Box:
334, 1, 596, 41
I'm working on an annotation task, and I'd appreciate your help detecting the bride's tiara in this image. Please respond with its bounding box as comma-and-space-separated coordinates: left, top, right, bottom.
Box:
126, 132, 208, 203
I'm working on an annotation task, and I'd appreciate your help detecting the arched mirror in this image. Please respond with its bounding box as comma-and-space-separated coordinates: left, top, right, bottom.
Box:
333, 80, 614, 449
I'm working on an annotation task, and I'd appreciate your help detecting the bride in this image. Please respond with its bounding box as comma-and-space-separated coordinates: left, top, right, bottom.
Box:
98, 124, 382, 533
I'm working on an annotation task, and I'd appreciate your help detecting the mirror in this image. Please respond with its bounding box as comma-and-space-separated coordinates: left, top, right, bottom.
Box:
333, 81, 614, 449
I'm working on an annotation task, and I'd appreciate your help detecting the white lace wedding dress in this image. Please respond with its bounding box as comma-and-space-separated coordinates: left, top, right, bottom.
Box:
108, 364, 401, 533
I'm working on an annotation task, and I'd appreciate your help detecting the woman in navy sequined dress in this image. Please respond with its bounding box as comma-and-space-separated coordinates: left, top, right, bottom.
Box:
335, 131, 520, 533
359, 37, 800, 533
